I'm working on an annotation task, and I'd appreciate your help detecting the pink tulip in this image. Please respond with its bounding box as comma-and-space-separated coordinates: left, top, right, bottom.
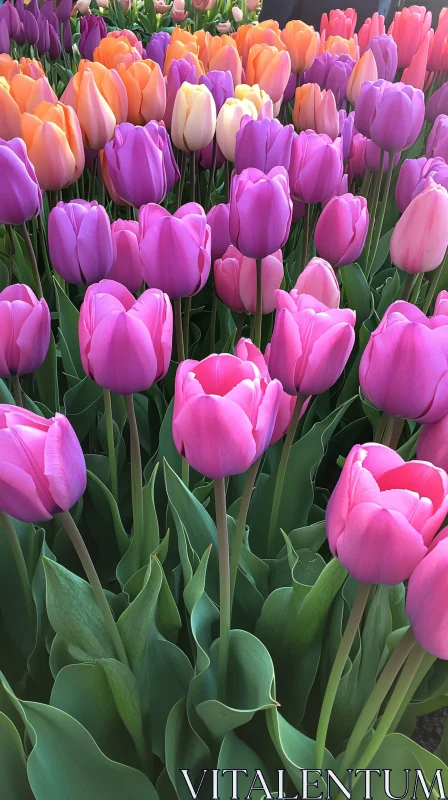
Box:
154, 1, 172, 12
269, 290, 355, 396
217, 22, 232, 35
320, 8, 357, 39
417, 412, 448, 472
359, 300, 448, 423
0, 284, 50, 377
401, 29, 432, 90
428, 7, 448, 72
232, 6, 243, 23
108, 220, 143, 294
139, 202, 211, 299
358, 13, 386, 54
314, 193, 369, 268
171, 0, 188, 22
390, 178, 448, 274
406, 532, 448, 658
79, 279, 172, 395
0, 405, 86, 522
293, 257, 340, 308
214, 245, 283, 314
327, 442, 448, 584
388, 5, 432, 68
172, 353, 283, 478
246, 0, 258, 10
435, 290, 448, 316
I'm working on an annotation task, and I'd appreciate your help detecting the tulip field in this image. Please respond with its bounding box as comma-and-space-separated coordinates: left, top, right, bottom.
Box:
3, 0, 448, 796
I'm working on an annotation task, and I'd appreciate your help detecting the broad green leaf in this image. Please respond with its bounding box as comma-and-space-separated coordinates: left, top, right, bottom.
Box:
340, 263, 372, 327
147, 638, 193, 761
117, 464, 159, 587
117, 556, 163, 679
267, 708, 334, 793
370, 228, 394, 276
64, 376, 103, 442
0, 711, 33, 799
86, 470, 129, 560
218, 730, 272, 798
165, 697, 211, 800
0, 516, 36, 672
34, 331, 59, 412
54, 280, 82, 377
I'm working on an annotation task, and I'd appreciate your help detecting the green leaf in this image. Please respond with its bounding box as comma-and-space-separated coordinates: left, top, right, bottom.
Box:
267, 708, 334, 792
117, 556, 163, 679
218, 730, 272, 798
117, 464, 159, 587
0, 710, 33, 798
34, 331, 59, 412
340, 263, 372, 327
64, 376, 103, 442
377, 269, 402, 318
0, 516, 36, 672
86, 470, 129, 560
165, 697, 211, 800
147, 638, 193, 761
370, 228, 394, 276
54, 280, 82, 378
0, 378, 14, 404
11, 230, 34, 286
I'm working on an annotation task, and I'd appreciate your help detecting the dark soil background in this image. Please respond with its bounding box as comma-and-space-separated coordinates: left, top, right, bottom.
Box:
413, 710, 447, 753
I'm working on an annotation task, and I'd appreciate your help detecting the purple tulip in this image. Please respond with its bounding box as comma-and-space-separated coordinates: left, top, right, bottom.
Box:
104, 122, 179, 209
79, 15, 107, 61
396, 156, 448, 212
427, 115, 448, 161
341, 110, 356, 160
27, 0, 40, 18
300, 52, 354, 109
348, 133, 367, 181
37, 17, 50, 56
40, 1, 59, 31
314, 193, 369, 267
164, 57, 198, 130
48, 23, 61, 61
15, 0, 25, 23
283, 71, 297, 104
207, 203, 231, 262
355, 79, 425, 153
145, 30, 170, 72
63, 18, 72, 53
15, 20, 25, 45
0, 138, 43, 225
48, 200, 114, 286
0, 1, 21, 39
196, 140, 225, 170
365, 139, 401, 173
289, 130, 343, 205
199, 70, 234, 113
56, 0, 73, 24
0, 18, 9, 53
366, 34, 398, 81
23, 10, 39, 46
426, 83, 448, 123
235, 117, 295, 175
229, 167, 292, 260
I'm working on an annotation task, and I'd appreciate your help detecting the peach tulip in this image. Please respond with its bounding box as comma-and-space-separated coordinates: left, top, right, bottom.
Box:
0, 78, 21, 140
21, 101, 85, 190
346, 48, 378, 103
245, 44, 291, 105
293, 83, 339, 139
93, 34, 142, 69
0, 53, 19, 82
216, 97, 258, 161
281, 20, 320, 73
164, 29, 201, 75
208, 35, 242, 85
322, 34, 359, 59
9, 74, 57, 113
117, 59, 166, 124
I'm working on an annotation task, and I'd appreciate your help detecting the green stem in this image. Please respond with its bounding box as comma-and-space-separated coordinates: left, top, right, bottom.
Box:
210, 285, 217, 353
214, 477, 231, 702
57, 511, 129, 666
174, 297, 185, 362
0, 511, 35, 627
181, 457, 189, 490
224, 160, 231, 204
300, 203, 311, 274
266, 395, 305, 558
402, 273, 416, 302
183, 296, 191, 358
409, 272, 424, 305
11, 374, 23, 408
205, 137, 217, 211
314, 582, 372, 770
423, 258, 446, 314
363, 156, 384, 273
366, 152, 394, 278
124, 395, 144, 561
374, 411, 388, 443
176, 151, 187, 210
388, 651, 436, 733
21, 222, 43, 299
234, 313, 245, 346
359, 167, 372, 198
37, 214, 53, 299
254, 258, 263, 349
6, 225, 14, 284
229, 458, 260, 613
189, 149, 196, 204
103, 389, 118, 504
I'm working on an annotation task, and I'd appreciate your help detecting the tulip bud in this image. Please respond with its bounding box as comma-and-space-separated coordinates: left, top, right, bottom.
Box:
358, 13, 385, 54
235, 116, 294, 174
164, 57, 198, 130
346, 48, 378, 104
355, 79, 424, 153
293, 83, 339, 139
171, 82, 216, 152
108, 220, 143, 293
348, 133, 367, 181
0, 284, 50, 377
117, 59, 166, 125
216, 97, 258, 162
323, 35, 358, 58
281, 20, 320, 73
390, 178, 448, 274
366, 33, 398, 81
293, 257, 340, 308
23, 10, 39, 46
214, 245, 283, 313
289, 130, 343, 205
206, 203, 231, 262
93, 34, 142, 70
21, 100, 85, 191
428, 7, 448, 72
171, 0, 188, 22
0, 1, 21, 40
232, 6, 243, 23
48, 200, 114, 286
401, 29, 432, 91
229, 167, 292, 260
426, 83, 448, 124
0, 138, 42, 225
61, 63, 128, 151
246, 43, 291, 105
407, 535, 448, 659
314, 193, 369, 268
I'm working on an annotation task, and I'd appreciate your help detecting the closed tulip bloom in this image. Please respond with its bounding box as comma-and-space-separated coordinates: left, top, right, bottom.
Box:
326, 442, 448, 584
208, 37, 242, 86
417, 412, 448, 473
23, 10, 38, 46
355, 79, 424, 153
358, 13, 386, 54
289, 130, 343, 205
107, 220, 143, 293
0, 78, 22, 140
0, 2, 21, 39
246, 0, 258, 10
323, 35, 358, 59
426, 83, 448, 124
314, 193, 369, 268
293, 83, 339, 139
108, 29, 145, 56
0, 405, 86, 523
117, 59, 166, 125
428, 7, 448, 72
61, 64, 127, 151
234, 84, 273, 118
435, 290, 448, 316
206, 203, 230, 262
281, 20, 320, 73
164, 29, 201, 76
390, 179, 448, 274
406, 535, 448, 659
104, 121, 179, 208
388, 5, 432, 68
79, 15, 107, 61
171, 82, 216, 152
235, 117, 294, 175
216, 97, 258, 162
0, 54, 19, 82
346, 49, 378, 104
427, 114, 448, 161
145, 31, 170, 71
348, 133, 367, 181
171, 0, 188, 22
93, 34, 141, 70
21, 101, 84, 191
48, 200, 114, 286
0, 137, 42, 225
294, 257, 340, 308
56, 0, 72, 23
199, 70, 234, 113
269, 290, 355, 395
173, 353, 282, 479
395, 156, 448, 212
321, 9, 357, 39
246, 44, 291, 105
237, 23, 286, 69
366, 34, 398, 81
214, 245, 283, 313
229, 167, 292, 260
9, 74, 57, 113
401, 29, 432, 90
365, 139, 400, 173
139, 202, 211, 298
232, 5, 243, 22
0, 284, 50, 377
36, 17, 50, 57
164, 57, 198, 129
300, 53, 354, 107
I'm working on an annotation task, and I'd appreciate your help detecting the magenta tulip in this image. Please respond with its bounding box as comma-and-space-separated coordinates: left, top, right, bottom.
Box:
293, 257, 340, 308
108, 220, 143, 294
390, 178, 448, 274
206, 203, 231, 263
417, 413, 448, 473
48, 200, 114, 286
406, 532, 448, 658
435, 290, 448, 317
214, 246, 283, 314
0, 284, 50, 377
229, 167, 292, 260
314, 193, 369, 267
288, 130, 343, 205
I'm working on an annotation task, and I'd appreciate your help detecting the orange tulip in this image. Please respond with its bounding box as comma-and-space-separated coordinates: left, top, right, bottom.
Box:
107, 29, 144, 56
193, 29, 212, 69
235, 83, 273, 117
0, 78, 21, 140
21, 101, 85, 190
0, 55, 44, 82
18, 58, 46, 79
346, 48, 378, 103
293, 83, 340, 139
208, 35, 242, 85
9, 74, 57, 113
281, 20, 320, 73
93, 34, 142, 70
238, 23, 287, 68
0, 54, 19, 82
246, 44, 292, 104
61, 62, 128, 150
322, 34, 359, 58
117, 59, 166, 124
164, 27, 201, 75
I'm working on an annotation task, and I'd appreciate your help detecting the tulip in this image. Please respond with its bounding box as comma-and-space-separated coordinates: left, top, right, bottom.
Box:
22, 11, 38, 46
0, 2, 21, 40
194, 29, 212, 70
0, 78, 22, 140
208, 36, 242, 86
199, 70, 234, 113
388, 5, 432, 68
326, 442, 448, 584
196, 139, 225, 171
390, 178, 448, 274
314, 193, 369, 268
395, 156, 448, 212
216, 97, 258, 162
269, 290, 355, 396
108, 29, 144, 57
428, 7, 448, 72
56, 0, 73, 23
171, 0, 188, 22
117, 59, 166, 125
192, 0, 214, 8
73, 0, 92, 13
104, 121, 179, 208
281, 20, 320, 74
346, 49, 378, 104
99, 149, 126, 206
293, 257, 340, 308
406, 535, 448, 659
293, 83, 339, 139
401, 29, 432, 90
355, 79, 425, 154
229, 167, 292, 260
246, 0, 258, 10
427, 114, 448, 161
145, 31, 170, 71
19, 58, 45, 80
245, 44, 291, 105
0, 18, 10, 54
206, 203, 231, 262
214, 245, 283, 313
289, 130, 343, 205
348, 133, 367, 181
234, 83, 273, 118
93, 34, 142, 70
358, 13, 386, 54
164, 57, 198, 130
417, 411, 448, 474
322, 35, 358, 59
164, 29, 201, 76
37, 17, 50, 57
236, 23, 286, 70
426, 83, 448, 124
0, 405, 86, 523
48, 200, 114, 286
366, 34, 398, 81
171, 82, 216, 152
321, 9, 357, 39
365, 140, 400, 173
21, 101, 84, 191
232, 6, 243, 23
217, 22, 231, 35
0, 137, 42, 225
172, 353, 282, 479
139, 202, 211, 299
235, 116, 294, 175
154, 0, 172, 11
79, 15, 107, 61
0, 285, 50, 378
0, 54, 19, 82
359, 300, 448, 423
108, 220, 143, 293
300, 52, 355, 109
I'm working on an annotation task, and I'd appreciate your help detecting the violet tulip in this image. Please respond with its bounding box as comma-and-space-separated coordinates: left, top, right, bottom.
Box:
172, 353, 282, 479
365, 140, 400, 173
79, 15, 107, 61
355, 79, 425, 153
0, 405, 86, 523
79, 280, 172, 395
0, 2, 21, 40
407, 535, 448, 659
214, 245, 283, 314
427, 114, 448, 162
199, 70, 234, 113
235, 117, 295, 174
48, 200, 114, 286
23, 11, 39, 46
164, 57, 197, 130
139, 202, 211, 299
314, 193, 369, 268
109, 220, 143, 293
293, 257, 340, 308
0, 137, 42, 225
396, 156, 448, 212
300, 52, 354, 110
426, 83, 448, 124
326, 442, 448, 584
145, 31, 170, 71
288, 130, 343, 205
269, 290, 355, 396
366, 34, 398, 81
0, 284, 50, 377
206, 203, 230, 263
229, 167, 292, 260
390, 178, 448, 274
359, 300, 448, 423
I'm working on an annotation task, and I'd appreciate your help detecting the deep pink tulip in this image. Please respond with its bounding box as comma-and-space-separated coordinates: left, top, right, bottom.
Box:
139, 202, 211, 299
214, 245, 283, 314
48, 200, 114, 286
320, 8, 357, 39
359, 300, 448, 423
435, 290, 448, 316
229, 167, 292, 260
288, 130, 343, 205
172, 353, 283, 478
293, 257, 340, 308
407, 532, 448, 658
79, 279, 172, 395
417, 412, 448, 473
206, 203, 230, 263
327, 442, 448, 584
390, 178, 448, 274
314, 193, 369, 268
355, 80, 425, 153
358, 14, 386, 54
428, 7, 448, 72
395, 156, 448, 212
388, 5, 432, 68
269, 290, 355, 396
108, 220, 143, 294
427, 114, 448, 161
0, 284, 50, 377
0, 405, 86, 522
